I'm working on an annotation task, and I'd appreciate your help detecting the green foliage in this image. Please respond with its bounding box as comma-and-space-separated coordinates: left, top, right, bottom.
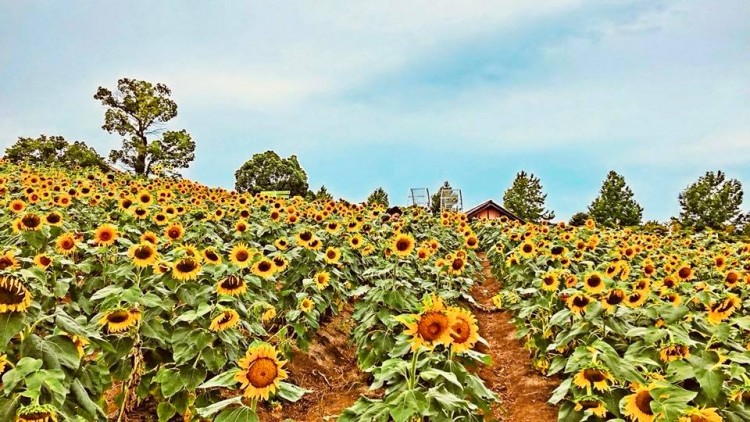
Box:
502, 171, 554, 222
367, 187, 389, 208
588, 171, 643, 227
568, 212, 589, 227
4, 135, 109, 172
678, 170, 743, 231
311, 185, 333, 202
234, 151, 309, 196
94, 78, 195, 177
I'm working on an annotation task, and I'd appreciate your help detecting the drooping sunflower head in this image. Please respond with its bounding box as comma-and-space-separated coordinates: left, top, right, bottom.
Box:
446, 306, 479, 354
659, 344, 690, 363
678, 407, 722, 422
0, 276, 32, 313
15, 404, 58, 422
210, 309, 241, 332
707, 294, 741, 324
391, 233, 415, 258
128, 243, 158, 268
217, 275, 248, 296
172, 257, 202, 281
234, 343, 288, 401
252, 258, 276, 278
623, 384, 656, 422
573, 367, 614, 393
202, 247, 222, 265
99, 308, 141, 333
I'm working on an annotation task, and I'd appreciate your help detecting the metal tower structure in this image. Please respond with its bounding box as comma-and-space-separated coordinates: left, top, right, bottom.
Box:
439, 186, 463, 212
409, 188, 431, 208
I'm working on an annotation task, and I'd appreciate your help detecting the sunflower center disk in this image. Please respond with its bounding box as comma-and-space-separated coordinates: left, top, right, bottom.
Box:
248, 358, 279, 388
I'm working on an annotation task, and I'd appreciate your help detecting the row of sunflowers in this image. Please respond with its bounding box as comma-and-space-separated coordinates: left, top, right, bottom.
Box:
475, 217, 750, 422
0, 161, 497, 422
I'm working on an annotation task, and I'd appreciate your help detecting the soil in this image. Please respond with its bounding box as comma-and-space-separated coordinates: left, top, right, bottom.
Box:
256, 305, 375, 421
470, 254, 559, 422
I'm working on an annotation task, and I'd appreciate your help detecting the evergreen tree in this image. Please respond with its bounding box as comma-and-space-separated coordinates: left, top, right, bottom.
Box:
587, 171, 643, 227
367, 187, 389, 208
678, 170, 743, 231
502, 171, 555, 222
568, 212, 589, 227
313, 185, 333, 202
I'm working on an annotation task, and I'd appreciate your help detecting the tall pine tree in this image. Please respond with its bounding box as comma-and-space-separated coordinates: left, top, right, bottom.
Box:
502, 171, 555, 222
588, 171, 643, 227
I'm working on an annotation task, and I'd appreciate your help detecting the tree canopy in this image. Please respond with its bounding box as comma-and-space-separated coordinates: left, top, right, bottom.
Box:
367, 187, 389, 208
502, 171, 555, 222
234, 151, 309, 196
312, 185, 333, 202
94, 78, 195, 178
4, 135, 110, 171
568, 212, 589, 227
587, 171, 643, 228
678, 170, 743, 231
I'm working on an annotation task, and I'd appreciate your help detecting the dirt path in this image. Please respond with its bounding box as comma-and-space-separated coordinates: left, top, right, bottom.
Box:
257, 305, 374, 421
471, 254, 559, 422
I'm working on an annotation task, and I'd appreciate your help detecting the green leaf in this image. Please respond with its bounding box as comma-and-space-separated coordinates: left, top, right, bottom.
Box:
157, 402, 177, 422
548, 378, 571, 405
215, 405, 259, 422
0, 312, 25, 351
196, 396, 243, 418
156, 367, 182, 398
277, 382, 309, 402
199, 369, 240, 389
71, 379, 106, 420
648, 383, 697, 422
389, 389, 427, 422
420, 368, 462, 388
179, 366, 207, 391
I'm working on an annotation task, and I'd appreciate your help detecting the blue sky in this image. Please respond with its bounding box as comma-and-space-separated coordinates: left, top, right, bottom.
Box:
1, 1, 748, 221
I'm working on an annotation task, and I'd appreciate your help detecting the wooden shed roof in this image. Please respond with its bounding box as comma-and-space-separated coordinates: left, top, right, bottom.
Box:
465, 200, 524, 222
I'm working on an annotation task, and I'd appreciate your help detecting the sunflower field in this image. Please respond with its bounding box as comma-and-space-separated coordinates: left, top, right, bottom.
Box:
0, 162, 497, 422
475, 217, 750, 422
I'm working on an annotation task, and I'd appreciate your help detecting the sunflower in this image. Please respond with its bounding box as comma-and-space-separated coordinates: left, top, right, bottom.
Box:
274, 238, 288, 250
271, 255, 288, 273
262, 307, 277, 323
566, 293, 592, 316
447, 306, 479, 354
210, 309, 241, 332
252, 258, 276, 278
299, 297, 315, 313
296, 230, 315, 246
140, 231, 159, 245
202, 247, 222, 265
172, 258, 202, 281
540, 272, 560, 291
678, 407, 722, 422
235, 343, 288, 401
391, 233, 415, 258
349, 234, 363, 249
574, 398, 608, 418
19, 213, 43, 231
314, 271, 330, 290
659, 344, 690, 362
725, 270, 741, 288
33, 253, 52, 270
44, 211, 63, 226
583, 272, 606, 294
0, 353, 8, 375
447, 257, 466, 276
625, 290, 648, 308
573, 367, 614, 393
9, 199, 25, 213
93, 224, 118, 246
601, 289, 625, 312
235, 219, 249, 233
230, 243, 253, 268
675, 263, 694, 281
323, 247, 341, 264
217, 275, 248, 296
15, 404, 58, 422
55, 233, 77, 255
164, 223, 184, 241
623, 384, 657, 422
707, 294, 741, 324
99, 308, 141, 333
397, 295, 454, 351
518, 241, 536, 258
0, 277, 32, 313
128, 243, 158, 267
464, 235, 479, 250
307, 239, 323, 251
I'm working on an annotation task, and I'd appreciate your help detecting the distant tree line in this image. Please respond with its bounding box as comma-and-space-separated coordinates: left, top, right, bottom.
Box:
3, 77, 747, 235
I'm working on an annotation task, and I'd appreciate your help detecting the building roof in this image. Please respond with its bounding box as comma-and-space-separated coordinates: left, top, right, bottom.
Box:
465, 199, 524, 222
